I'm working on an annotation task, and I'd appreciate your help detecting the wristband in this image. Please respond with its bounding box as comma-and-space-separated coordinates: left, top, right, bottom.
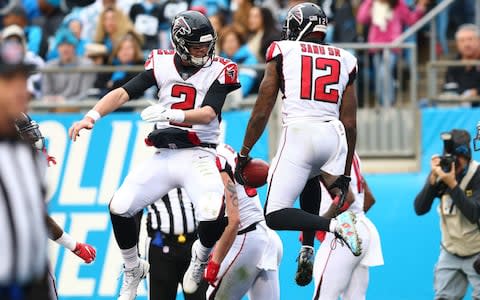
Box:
55, 232, 77, 251
85, 110, 101, 122
168, 109, 186, 122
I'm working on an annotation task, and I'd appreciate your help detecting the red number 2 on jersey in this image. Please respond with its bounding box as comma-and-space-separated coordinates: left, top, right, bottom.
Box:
170, 84, 196, 127
300, 55, 340, 103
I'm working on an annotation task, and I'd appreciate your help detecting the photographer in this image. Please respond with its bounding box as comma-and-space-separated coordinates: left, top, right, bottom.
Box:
414, 129, 480, 299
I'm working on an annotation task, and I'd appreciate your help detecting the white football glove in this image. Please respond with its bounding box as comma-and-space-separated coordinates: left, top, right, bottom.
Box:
141, 104, 185, 123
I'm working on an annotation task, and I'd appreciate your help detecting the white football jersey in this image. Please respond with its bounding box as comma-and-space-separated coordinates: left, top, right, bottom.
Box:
319, 153, 364, 215
144, 50, 240, 144
216, 144, 264, 231
266, 40, 357, 124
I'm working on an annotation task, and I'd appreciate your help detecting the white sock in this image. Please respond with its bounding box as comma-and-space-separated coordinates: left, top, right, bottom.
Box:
329, 219, 338, 233
121, 246, 140, 269
55, 232, 77, 251
195, 241, 212, 262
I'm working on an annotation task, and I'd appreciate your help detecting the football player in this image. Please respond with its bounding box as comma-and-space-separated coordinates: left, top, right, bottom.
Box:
310, 154, 383, 300
235, 3, 361, 260
203, 144, 283, 300
68, 11, 240, 300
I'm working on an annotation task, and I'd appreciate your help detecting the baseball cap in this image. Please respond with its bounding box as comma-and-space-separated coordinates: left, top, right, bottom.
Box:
54, 28, 78, 47
85, 43, 108, 58
2, 25, 27, 48
0, 40, 35, 76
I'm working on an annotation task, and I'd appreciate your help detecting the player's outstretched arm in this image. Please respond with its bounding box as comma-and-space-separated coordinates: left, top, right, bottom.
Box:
68, 88, 130, 141
46, 215, 96, 264
239, 60, 280, 156
204, 172, 240, 285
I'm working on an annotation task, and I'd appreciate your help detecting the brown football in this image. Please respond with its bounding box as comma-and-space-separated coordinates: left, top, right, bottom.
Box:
242, 159, 269, 188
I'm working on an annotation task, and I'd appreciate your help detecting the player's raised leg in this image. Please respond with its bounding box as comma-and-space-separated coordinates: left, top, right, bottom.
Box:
109, 154, 176, 300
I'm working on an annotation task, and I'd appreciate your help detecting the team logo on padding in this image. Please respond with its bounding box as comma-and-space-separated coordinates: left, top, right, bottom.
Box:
225, 64, 238, 84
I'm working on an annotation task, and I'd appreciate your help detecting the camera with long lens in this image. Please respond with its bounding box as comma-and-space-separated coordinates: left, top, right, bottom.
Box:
440, 132, 456, 173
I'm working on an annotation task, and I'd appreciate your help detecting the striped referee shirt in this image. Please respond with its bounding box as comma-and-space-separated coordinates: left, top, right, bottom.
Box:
0, 139, 48, 285
147, 188, 197, 236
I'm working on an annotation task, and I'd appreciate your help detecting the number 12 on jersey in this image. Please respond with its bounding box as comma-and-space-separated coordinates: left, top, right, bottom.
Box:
300, 55, 340, 103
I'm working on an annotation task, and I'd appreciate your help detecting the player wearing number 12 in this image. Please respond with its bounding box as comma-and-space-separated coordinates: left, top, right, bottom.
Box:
235, 3, 361, 257
68, 10, 240, 300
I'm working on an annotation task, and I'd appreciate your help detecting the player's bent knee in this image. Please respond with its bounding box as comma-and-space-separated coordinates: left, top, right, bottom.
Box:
197, 192, 224, 221
109, 194, 135, 217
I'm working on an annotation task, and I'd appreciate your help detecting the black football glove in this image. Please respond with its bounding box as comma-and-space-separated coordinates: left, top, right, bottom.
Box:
234, 153, 252, 185
327, 175, 351, 209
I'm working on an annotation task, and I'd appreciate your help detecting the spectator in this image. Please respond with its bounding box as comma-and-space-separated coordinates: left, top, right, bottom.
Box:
73, 0, 133, 42
2, 5, 49, 59
232, 0, 253, 35
329, 0, 357, 44
94, 6, 141, 54
1, 24, 44, 100
129, 0, 163, 51
33, 0, 68, 38
156, 0, 189, 49
247, 6, 280, 63
442, 24, 480, 101
219, 26, 258, 97
84, 43, 110, 98
46, 17, 87, 61
107, 33, 144, 95
356, 0, 429, 107
42, 28, 95, 102
209, 13, 226, 55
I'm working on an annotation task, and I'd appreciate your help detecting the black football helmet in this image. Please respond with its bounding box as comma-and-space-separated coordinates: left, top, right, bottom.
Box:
15, 113, 45, 151
171, 10, 216, 67
282, 3, 328, 41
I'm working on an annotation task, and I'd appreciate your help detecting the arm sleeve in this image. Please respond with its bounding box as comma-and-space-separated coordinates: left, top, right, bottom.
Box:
414, 177, 441, 215
449, 168, 480, 223
122, 69, 157, 99
202, 79, 240, 115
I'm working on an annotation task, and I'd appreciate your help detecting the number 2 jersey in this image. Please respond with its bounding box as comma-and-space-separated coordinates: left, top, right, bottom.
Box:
266, 40, 358, 124
144, 50, 241, 144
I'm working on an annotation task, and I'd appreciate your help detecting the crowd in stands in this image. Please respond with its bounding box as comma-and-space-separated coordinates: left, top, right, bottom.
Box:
0, 0, 476, 107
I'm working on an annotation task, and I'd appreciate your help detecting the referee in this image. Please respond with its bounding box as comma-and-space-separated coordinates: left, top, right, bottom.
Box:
146, 188, 207, 300
0, 40, 51, 299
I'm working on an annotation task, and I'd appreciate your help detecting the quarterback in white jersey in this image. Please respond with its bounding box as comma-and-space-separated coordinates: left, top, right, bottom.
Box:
235, 2, 361, 259
203, 144, 283, 300
69, 11, 240, 300
312, 154, 383, 300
